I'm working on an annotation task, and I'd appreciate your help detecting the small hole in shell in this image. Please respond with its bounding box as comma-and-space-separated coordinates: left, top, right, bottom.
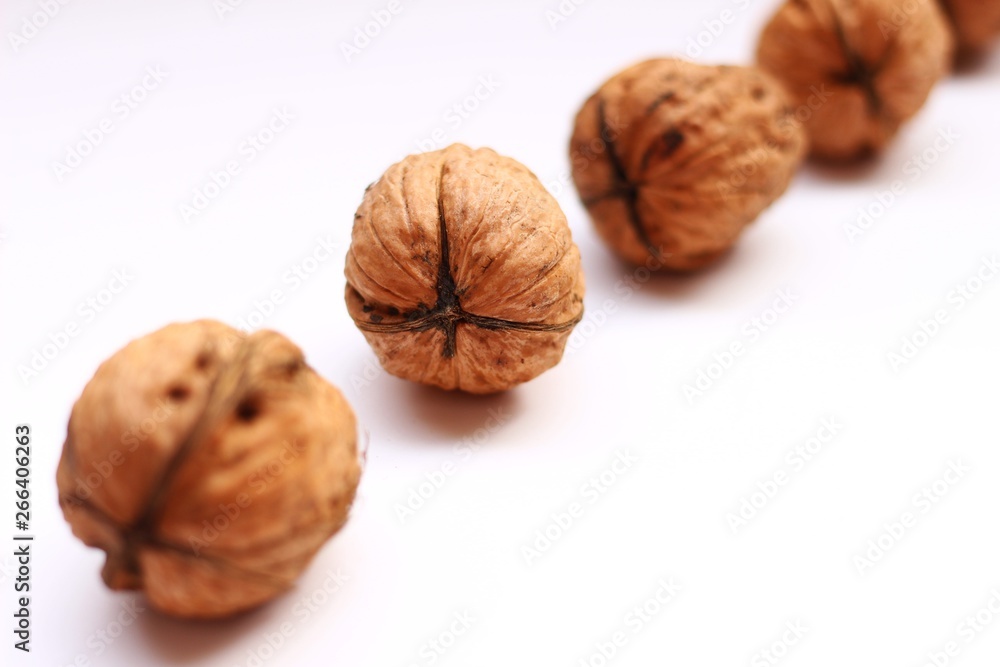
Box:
195, 352, 212, 370
284, 360, 302, 378
167, 385, 190, 401
236, 399, 260, 422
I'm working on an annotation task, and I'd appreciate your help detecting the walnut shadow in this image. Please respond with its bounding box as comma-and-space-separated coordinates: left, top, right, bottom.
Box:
576, 225, 779, 303
131, 597, 265, 662
800, 152, 886, 183
130, 551, 356, 662
358, 371, 526, 444
951, 47, 1000, 77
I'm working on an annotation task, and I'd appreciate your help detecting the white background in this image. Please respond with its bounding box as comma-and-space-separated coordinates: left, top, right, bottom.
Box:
2, 1, 1000, 666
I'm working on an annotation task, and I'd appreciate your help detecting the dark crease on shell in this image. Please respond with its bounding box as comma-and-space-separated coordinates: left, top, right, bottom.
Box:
59, 335, 295, 594
349, 157, 584, 358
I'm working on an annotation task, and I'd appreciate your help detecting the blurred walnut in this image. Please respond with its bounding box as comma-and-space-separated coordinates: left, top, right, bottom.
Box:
758, 0, 953, 162
57, 321, 360, 619
938, 0, 1000, 55
570, 58, 805, 271
345, 144, 584, 394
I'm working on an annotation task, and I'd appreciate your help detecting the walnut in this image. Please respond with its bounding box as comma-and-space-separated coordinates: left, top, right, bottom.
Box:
938, 0, 1000, 55
56, 320, 360, 619
569, 58, 806, 271
344, 144, 585, 394
757, 0, 953, 162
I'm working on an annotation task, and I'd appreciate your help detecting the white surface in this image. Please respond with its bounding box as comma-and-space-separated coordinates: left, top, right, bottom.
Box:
2, 1, 1000, 665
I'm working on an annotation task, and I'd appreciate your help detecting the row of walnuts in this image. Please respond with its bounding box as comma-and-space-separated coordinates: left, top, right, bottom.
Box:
59, 0, 997, 619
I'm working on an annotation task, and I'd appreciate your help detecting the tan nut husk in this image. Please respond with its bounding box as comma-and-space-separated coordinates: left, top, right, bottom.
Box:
345, 144, 585, 394
757, 0, 953, 162
938, 0, 1000, 55
57, 320, 360, 619
570, 58, 806, 271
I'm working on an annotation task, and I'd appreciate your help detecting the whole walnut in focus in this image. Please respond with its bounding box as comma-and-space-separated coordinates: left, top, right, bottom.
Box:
758, 0, 953, 162
938, 0, 1000, 55
570, 58, 806, 271
345, 144, 585, 394
57, 321, 361, 619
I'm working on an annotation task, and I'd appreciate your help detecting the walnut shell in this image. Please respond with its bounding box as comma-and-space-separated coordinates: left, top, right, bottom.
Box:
757, 0, 953, 162
938, 0, 1000, 55
345, 144, 585, 394
57, 320, 360, 619
569, 58, 806, 271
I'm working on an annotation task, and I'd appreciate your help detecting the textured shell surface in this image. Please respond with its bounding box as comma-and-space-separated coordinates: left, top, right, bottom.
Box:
57, 320, 360, 619
345, 144, 585, 394
570, 58, 806, 270
938, 0, 1000, 54
757, 0, 953, 161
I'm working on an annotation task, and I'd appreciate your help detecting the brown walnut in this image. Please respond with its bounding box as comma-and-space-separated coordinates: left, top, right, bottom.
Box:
938, 0, 1000, 55
57, 320, 360, 619
757, 0, 953, 162
345, 144, 585, 394
570, 58, 806, 271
